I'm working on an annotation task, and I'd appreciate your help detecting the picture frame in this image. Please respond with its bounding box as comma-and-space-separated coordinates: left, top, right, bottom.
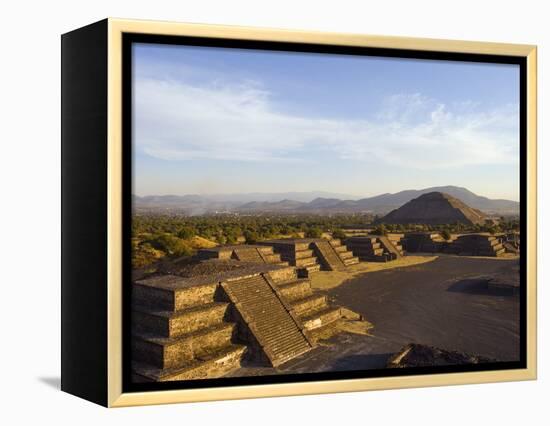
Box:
61, 18, 537, 407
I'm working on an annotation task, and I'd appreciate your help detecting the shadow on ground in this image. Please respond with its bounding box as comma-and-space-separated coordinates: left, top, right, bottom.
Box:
447, 278, 516, 297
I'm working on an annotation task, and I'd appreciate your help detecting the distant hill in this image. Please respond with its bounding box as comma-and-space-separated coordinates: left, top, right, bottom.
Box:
133, 186, 519, 216
378, 192, 487, 225
351, 186, 518, 214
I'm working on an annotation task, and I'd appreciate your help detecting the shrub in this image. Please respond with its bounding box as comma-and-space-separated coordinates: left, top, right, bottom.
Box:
244, 230, 259, 244
176, 226, 195, 240
147, 233, 193, 257
371, 224, 387, 236
304, 227, 323, 238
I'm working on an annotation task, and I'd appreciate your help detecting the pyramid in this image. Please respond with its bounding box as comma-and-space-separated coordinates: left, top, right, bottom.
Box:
378, 192, 486, 225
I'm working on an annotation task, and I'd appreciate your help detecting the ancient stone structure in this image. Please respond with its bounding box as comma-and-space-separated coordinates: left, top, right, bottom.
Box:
345, 235, 404, 262
403, 232, 450, 253
132, 249, 348, 381
379, 191, 486, 225
258, 238, 358, 275
447, 234, 505, 257
196, 244, 288, 265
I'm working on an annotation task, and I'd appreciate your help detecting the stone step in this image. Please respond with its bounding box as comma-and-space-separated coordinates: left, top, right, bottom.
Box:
294, 249, 314, 259
257, 246, 275, 255
221, 274, 312, 367
132, 302, 230, 338
343, 257, 360, 266
133, 276, 219, 312
291, 294, 328, 315
334, 245, 347, 253
338, 250, 354, 259
329, 238, 342, 247
300, 306, 342, 331
261, 253, 284, 264
132, 323, 236, 370
294, 256, 319, 267
312, 240, 347, 271
267, 266, 298, 283
276, 279, 312, 301
233, 248, 264, 263
132, 344, 246, 382
494, 248, 506, 256
298, 264, 322, 278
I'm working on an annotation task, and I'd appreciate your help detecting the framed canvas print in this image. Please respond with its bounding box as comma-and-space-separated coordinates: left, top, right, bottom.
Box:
61, 18, 537, 407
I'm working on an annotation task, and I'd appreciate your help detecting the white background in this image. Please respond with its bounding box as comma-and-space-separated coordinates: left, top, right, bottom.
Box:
0, 0, 547, 423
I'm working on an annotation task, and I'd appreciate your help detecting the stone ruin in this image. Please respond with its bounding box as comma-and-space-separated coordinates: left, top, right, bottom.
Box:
446, 234, 506, 257
344, 234, 405, 262
257, 238, 359, 275
131, 239, 360, 382
403, 232, 508, 257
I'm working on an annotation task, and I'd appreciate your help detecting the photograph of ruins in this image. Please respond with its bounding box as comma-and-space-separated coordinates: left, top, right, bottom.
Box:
129, 42, 521, 383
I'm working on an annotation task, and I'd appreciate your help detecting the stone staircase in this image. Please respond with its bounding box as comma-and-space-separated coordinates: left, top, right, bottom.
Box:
345, 236, 395, 262
377, 235, 403, 259
311, 240, 347, 271
328, 238, 360, 267
259, 238, 358, 276
386, 233, 406, 256
131, 274, 247, 382
221, 274, 312, 367
270, 269, 343, 339
448, 234, 506, 257
258, 239, 321, 277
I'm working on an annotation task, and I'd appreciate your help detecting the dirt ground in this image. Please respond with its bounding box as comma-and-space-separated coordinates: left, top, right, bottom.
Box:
310, 255, 438, 290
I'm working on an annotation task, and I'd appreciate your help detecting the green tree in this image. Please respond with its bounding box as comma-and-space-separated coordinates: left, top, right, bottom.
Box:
244, 229, 259, 244
176, 225, 195, 240
304, 227, 323, 238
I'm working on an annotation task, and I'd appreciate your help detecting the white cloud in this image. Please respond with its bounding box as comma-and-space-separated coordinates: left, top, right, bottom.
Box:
134, 76, 519, 169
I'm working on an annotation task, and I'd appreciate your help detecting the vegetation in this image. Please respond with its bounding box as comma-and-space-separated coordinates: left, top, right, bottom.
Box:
131, 212, 520, 269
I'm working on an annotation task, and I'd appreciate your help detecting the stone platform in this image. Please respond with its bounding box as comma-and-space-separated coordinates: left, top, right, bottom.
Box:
345, 235, 404, 262
132, 258, 346, 381
258, 238, 358, 275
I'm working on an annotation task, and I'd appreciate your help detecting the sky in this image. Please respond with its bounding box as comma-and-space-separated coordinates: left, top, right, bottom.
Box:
132, 42, 520, 201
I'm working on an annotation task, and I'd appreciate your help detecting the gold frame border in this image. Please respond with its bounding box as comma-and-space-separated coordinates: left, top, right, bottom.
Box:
106, 18, 537, 407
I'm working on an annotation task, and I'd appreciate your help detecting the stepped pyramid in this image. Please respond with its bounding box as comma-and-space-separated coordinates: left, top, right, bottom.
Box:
379, 192, 486, 225
447, 233, 505, 257
345, 234, 405, 262
132, 253, 348, 381
258, 238, 359, 276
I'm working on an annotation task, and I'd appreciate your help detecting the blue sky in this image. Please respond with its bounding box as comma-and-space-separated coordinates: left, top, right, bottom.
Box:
132, 43, 520, 201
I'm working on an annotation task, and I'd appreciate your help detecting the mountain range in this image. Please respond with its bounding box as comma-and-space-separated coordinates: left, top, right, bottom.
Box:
133, 186, 519, 216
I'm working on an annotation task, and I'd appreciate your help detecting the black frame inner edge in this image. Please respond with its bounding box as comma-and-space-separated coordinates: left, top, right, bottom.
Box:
121, 33, 528, 393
